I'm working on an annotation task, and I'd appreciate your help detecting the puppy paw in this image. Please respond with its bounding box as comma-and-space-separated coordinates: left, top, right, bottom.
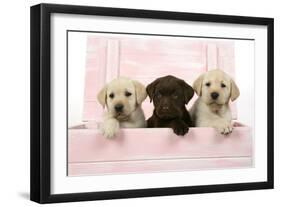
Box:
172, 122, 189, 136
216, 123, 233, 135
100, 119, 120, 139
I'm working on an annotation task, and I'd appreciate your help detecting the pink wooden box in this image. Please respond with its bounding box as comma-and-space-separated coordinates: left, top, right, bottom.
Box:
68, 35, 253, 176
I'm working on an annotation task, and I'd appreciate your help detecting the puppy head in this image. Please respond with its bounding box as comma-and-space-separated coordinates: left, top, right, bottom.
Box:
193, 69, 240, 105
147, 75, 194, 119
97, 77, 147, 120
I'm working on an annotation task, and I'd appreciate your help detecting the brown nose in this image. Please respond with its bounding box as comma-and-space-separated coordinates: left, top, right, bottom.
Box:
115, 104, 124, 112
162, 106, 169, 110
211, 92, 219, 100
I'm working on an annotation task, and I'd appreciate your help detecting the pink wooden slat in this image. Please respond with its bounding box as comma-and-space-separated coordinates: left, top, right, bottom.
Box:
68, 157, 252, 176
68, 123, 252, 163
120, 38, 207, 55
105, 40, 120, 82
207, 43, 218, 70
217, 41, 235, 78
83, 37, 107, 121
85, 38, 107, 94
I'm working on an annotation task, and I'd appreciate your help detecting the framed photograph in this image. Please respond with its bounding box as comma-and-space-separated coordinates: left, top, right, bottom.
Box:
30, 3, 274, 203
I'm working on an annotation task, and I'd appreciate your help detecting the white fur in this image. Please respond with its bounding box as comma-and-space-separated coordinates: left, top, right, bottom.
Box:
97, 77, 147, 138
190, 69, 240, 135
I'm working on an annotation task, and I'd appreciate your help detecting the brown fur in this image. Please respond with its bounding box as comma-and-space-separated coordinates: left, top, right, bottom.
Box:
146, 75, 194, 136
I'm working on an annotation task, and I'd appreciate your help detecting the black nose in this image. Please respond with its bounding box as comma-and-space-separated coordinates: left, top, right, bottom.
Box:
211, 92, 219, 100
114, 104, 124, 112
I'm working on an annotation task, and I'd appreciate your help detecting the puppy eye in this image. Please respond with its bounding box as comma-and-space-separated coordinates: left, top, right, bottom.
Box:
221, 83, 226, 88
173, 94, 178, 99
156, 92, 162, 99
125, 91, 132, 97
109, 93, 114, 99
205, 82, 211, 87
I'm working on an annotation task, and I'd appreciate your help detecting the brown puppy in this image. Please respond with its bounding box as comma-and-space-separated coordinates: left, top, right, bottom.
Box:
146, 75, 194, 136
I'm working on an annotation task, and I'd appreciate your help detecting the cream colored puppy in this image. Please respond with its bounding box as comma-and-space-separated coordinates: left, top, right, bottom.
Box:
97, 77, 147, 138
190, 69, 240, 134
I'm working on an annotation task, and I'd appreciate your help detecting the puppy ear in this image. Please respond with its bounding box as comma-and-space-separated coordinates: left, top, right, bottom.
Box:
180, 80, 194, 104
133, 80, 147, 104
230, 78, 240, 101
146, 79, 160, 102
97, 85, 107, 108
193, 74, 204, 96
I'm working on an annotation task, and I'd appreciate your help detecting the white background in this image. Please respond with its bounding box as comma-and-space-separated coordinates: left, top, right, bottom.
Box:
0, 0, 279, 206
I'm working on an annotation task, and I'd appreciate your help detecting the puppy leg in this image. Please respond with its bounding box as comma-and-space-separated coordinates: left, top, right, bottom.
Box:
100, 118, 120, 138
214, 120, 233, 135
147, 116, 156, 128
170, 119, 189, 136
197, 119, 233, 135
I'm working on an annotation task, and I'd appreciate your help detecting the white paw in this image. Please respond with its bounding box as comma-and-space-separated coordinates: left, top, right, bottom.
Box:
100, 119, 120, 139
216, 123, 233, 135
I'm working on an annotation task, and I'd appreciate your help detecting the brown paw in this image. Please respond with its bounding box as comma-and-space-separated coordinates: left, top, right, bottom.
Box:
172, 122, 189, 136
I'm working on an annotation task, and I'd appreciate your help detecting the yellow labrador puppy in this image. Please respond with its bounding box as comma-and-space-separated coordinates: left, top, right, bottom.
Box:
97, 77, 147, 138
190, 69, 240, 134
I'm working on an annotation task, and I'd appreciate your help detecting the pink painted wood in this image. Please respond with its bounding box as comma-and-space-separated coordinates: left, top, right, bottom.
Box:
68, 122, 252, 176
69, 123, 251, 163
68, 157, 252, 176
83, 36, 237, 122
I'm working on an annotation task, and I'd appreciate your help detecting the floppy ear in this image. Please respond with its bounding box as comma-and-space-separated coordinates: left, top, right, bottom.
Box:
179, 79, 194, 104
133, 80, 147, 104
97, 85, 107, 108
146, 78, 160, 102
230, 78, 240, 101
193, 74, 204, 96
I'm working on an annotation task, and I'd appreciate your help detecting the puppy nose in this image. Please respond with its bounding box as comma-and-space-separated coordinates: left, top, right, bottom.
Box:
211, 92, 219, 100
114, 104, 124, 112
162, 106, 169, 110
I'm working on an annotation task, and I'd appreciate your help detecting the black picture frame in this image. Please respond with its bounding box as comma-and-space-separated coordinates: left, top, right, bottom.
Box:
30, 3, 274, 204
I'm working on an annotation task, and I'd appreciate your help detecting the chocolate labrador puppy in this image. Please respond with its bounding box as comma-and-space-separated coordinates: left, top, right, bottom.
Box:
146, 75, 194, 136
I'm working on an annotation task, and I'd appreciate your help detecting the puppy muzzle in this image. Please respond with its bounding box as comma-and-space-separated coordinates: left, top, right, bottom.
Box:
156, 106, 181, 120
